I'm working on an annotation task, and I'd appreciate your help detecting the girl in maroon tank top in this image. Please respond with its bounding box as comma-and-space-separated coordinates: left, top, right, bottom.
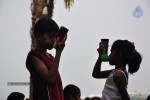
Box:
26, 17, 67, 100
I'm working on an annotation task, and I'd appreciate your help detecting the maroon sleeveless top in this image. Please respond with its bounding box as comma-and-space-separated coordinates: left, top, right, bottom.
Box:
26, 49, 64, 100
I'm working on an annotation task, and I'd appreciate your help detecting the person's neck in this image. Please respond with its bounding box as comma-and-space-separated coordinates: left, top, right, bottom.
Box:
115, 65, 126, 70
115, 62, 126, 68
115, 64, 126, 68
35, 46, 47, 54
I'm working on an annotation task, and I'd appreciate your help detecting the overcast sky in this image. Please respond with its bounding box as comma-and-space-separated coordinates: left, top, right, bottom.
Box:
0, 0, 150, 99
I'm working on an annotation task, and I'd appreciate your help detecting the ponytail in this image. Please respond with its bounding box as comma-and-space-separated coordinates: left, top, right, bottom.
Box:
128, 51, 142, 74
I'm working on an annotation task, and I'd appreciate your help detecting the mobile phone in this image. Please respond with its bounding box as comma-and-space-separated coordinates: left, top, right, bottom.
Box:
101, 39, 109, 53
58, 26, 69, 41
101, 39, 109, 61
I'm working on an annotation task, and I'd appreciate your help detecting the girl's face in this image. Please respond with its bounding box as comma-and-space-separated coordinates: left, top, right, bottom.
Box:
38, 32, 57, 50
109, 50, 120, 65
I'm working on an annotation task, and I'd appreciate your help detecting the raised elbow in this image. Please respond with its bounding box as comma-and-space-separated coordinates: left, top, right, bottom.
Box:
92, 72, 99, 78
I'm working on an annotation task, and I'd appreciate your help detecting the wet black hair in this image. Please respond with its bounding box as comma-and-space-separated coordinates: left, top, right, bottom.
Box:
64, 84, 80, 100
7, 92, 25, 100
111, 40, 142, 74
33, 17, 59, 37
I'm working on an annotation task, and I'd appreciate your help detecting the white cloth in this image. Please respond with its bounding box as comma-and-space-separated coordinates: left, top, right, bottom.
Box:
101, 70, 127, 100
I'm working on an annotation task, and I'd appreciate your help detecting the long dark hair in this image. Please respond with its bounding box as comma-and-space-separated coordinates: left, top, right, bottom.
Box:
111, 40, 142, 74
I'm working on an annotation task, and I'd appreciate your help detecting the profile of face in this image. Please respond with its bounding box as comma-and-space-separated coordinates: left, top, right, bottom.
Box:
34, 17, 59, 50
109, 50, 120, 65
37, 31, 57, 50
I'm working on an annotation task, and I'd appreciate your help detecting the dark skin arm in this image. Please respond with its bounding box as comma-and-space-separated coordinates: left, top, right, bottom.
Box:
92, 56, 112, 78
113, 71, 130, 100
92, 42, 112, 78
31, 37, 66, 85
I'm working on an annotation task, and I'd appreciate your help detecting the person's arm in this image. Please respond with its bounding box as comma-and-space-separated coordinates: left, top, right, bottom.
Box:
92, 55, 112, 78
31, 37, 66, 85
30, 55, 58, 85
113, 71, 130, 100
92, 42, 112, 78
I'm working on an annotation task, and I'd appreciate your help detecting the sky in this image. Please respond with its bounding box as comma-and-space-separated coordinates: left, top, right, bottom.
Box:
0, 0, 150, 99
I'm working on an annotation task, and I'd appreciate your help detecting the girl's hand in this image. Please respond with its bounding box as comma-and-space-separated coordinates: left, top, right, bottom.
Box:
54, 36, 67, 52
97, 42, 105, 55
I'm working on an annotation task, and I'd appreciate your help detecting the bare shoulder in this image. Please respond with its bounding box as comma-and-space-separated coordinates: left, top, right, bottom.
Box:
113, 70, 127, 85
114, 71, 125, 78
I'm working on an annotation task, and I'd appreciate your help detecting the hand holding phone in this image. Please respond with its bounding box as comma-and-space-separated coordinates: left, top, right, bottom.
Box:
53, 26, 68, 48
100, 39, 109, 62
58, 26, 69, 42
